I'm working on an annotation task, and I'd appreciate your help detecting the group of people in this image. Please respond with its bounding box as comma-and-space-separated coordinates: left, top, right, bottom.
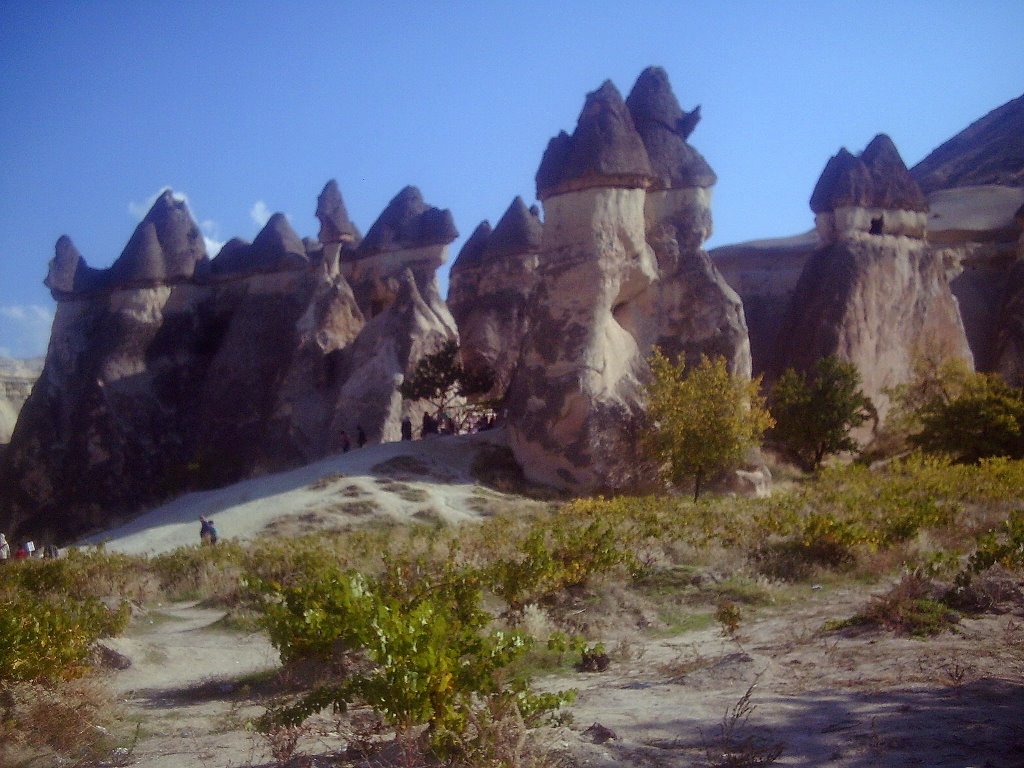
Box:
338, 425, 368, 453
0, 533, 59, 561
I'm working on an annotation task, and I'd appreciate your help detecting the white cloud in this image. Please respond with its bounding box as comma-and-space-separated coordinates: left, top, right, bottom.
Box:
128, 187, 190, 221
0, 304, 55, 359
204, 236, 226, 256
250, 201, 272, 228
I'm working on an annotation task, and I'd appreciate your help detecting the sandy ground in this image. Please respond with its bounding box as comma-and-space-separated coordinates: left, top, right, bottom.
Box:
80, 432, 1023, 767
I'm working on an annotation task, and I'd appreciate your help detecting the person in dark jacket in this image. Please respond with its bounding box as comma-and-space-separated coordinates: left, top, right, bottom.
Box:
199, 516, 218, 545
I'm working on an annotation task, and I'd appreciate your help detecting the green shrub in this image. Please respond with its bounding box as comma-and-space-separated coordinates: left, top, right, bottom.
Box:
0, 591, 129, 683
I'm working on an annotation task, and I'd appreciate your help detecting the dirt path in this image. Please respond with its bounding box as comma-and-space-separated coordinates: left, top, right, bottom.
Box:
100, 582, 1024, 767
104, 603, 282, 767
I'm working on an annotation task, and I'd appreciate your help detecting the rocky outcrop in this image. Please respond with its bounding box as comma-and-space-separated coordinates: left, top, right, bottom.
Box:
774, 136, 973, 423
504, 69, 750, 490
1, 184, 456, 542
911, 93, 1024, 193
710, 232, 820, 375
448, 198, 543, 398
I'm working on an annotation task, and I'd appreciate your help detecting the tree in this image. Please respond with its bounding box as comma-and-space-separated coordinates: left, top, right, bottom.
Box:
770, 356, 873, 471
642, 350, 774, 501
885, 348, 1024, 463
399, 340, 494, 427
911, 376, 1024, 462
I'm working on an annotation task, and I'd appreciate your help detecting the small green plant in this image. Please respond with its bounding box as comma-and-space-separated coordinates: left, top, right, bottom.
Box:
715, 600, 743, 638
824, 575, 959, 637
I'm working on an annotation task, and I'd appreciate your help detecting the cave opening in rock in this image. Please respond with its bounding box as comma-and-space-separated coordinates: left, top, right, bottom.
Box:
869, 216, 884, 235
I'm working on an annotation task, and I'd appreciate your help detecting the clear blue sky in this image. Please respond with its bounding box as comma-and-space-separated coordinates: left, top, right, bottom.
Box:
1, 0, 1021, 358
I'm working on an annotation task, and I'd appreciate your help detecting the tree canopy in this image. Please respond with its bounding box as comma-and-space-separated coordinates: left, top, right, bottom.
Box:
399, 340, 494, 423
769, 356, 874, 471
642, 350, 773, 500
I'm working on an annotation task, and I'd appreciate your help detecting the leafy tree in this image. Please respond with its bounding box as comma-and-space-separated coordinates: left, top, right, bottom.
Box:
885, 348, 1024, 463
770, 356, 874, 471
399, 340, 494, 425
912, 376, 1024, 463
642, 350, 773, 501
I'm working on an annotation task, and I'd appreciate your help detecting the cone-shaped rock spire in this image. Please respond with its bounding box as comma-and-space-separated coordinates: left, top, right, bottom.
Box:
535, 80, 654, 199
315, 179, 360, 244
484, 196, 543, 260
810, 135, 927, 213
451, 221, 493, 271
625, 66, 716, 189
355, 186, 458, 258
209, 213, 308, 276
109, 190, 207, 285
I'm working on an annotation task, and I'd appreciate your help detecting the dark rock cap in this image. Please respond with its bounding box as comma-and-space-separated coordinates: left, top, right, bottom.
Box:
208, 215, 309, 276
535, 80, 654, 200
451, 220, 493, 273
355, 186, 458, 258
316, 179, 361, 244
44, 236, 106, 297
109, 190, 207, 284
810, 134, 927, 214
625, 66, 716, 189
484, 196, 544, 260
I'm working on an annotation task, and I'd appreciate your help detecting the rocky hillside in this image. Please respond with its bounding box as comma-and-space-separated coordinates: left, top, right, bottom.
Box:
911, 93, 1024, 192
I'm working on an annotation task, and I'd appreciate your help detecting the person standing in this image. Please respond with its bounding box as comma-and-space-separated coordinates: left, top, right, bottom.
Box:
199, 516, 218, 545
401, 416, 413, 441
0, 533, 9, 561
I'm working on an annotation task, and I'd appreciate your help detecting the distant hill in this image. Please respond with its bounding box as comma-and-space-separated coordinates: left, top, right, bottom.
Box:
911, 93, 1024, 192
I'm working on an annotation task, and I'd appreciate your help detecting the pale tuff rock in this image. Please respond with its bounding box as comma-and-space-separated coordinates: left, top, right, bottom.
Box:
0, 357, 42, 446
775, 137, 972, 424
1, 182, 454, 541
506, 70, 750, 491
448, 199, 543, 398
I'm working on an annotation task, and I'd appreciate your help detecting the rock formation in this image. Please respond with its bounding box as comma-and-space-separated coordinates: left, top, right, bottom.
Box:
448, 197, 543, 398
1, 184, 456, 542
503, 68, 750, 490
773, 135, 973, 422
911, 93, 1024, 193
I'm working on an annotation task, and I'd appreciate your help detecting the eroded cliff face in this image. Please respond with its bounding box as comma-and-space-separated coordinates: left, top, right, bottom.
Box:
774, 136, 972, 423
1, 184, 456, 542
500, 68, 751, 491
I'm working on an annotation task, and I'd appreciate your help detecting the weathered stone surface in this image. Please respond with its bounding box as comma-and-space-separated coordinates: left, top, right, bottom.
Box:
625, 66, 716, 190
710, 232, 820, 375
773, 235, 973, 424
536, 81, 654, 200
811, 135, 928, 215
353, 186, 457, 258
1, 185, 455, 542
109, 190, 208, 286
315, 179, 360, 245
992, 259, 1024, 386
911, 93, 1024, 193
448, 200, 543, 398
507, 69, 750, 491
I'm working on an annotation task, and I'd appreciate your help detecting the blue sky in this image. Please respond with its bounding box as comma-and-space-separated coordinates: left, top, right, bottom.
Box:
1, 1, 1021, 358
